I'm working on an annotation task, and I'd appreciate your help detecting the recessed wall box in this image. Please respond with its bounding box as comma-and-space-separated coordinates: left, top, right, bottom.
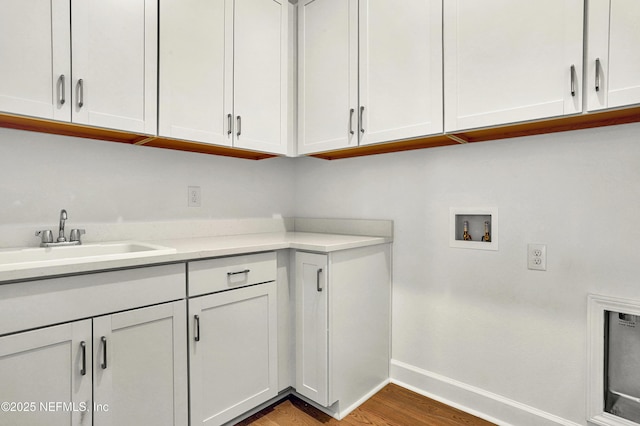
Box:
588, 294, 640, 426
449, 208, 498, 251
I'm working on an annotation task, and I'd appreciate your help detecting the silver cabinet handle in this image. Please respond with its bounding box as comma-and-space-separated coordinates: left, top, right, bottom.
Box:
595, 58, 601, 92
227, 113, 233, 136
570, 65, 576, 97
359, 106, 365, 133
236, 116, 241, 137
80, 341, 87, 376
316, 268, 323, 292
349, 108, 355, 135
227, 269, 250, 277
58, 75, 66, 105
100, 336, 107, 369
77, 79, 84, 108
194, 315, 200, 342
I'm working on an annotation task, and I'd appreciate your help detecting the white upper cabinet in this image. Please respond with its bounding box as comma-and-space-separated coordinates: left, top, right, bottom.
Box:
0, 0, 157, 134
159, 0, 229, 146
233, 0, 287, 153
359, 0, 443, 146
298, 0, 358, 155
160, 0, 288, 155
72, 0, 157, 134
587, 0, 640, 111
444, 0, 584, 132
298, 0, 442, 155
0, 0, 71, 122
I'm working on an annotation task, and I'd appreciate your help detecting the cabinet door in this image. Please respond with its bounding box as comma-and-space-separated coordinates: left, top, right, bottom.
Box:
587, 0, 640, 111
159, 0, 232, 146
71, 0, 157, 134
0, 0, 70, 121
0, 320, 92, 426
359, 0, 443, 146
295, 252, 330, 406
298, 0, 358, 155
444, 0, 583, 132
190, 282, 278, 426
233, 0, 288, 154
93, 301, 188, 426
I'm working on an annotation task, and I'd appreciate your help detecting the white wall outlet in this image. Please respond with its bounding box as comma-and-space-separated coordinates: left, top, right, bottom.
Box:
188, 186, 201, 207
527, 243, 547, 271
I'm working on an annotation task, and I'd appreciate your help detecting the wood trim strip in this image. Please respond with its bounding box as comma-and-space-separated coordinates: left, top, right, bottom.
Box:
454, 106, 640, 143
144, 137, 276, 160
3, 105, 639, 161
0, 112, 145, 144
0, 112, 275, 160
311, 105, 640, 160
311, 134, 457, 160
445, 133, 469, 144
133, 136, 157, 146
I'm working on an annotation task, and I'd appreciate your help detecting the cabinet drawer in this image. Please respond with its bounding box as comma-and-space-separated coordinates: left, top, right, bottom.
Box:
188, 252, 276, 297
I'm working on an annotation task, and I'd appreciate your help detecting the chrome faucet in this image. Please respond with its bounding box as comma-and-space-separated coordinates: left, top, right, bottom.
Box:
58, 209, 68, 242
35, 209, 86, 247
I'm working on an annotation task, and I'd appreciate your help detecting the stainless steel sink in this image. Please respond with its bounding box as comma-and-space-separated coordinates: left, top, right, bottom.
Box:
0, 241, 177, 271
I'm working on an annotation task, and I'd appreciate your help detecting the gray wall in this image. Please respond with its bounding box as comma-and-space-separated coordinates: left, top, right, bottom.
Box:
3, 122, 640, 424
293, 122, 640, 425
0, 127, 296, 235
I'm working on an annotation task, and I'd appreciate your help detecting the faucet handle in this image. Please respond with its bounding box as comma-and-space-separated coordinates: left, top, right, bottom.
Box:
69, 229, 86, 243
35, 230, 54, 245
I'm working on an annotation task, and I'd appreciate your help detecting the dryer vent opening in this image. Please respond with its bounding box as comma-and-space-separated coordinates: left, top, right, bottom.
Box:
605, 310, 640, 423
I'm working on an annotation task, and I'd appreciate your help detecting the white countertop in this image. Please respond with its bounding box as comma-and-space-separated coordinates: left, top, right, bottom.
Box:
0, 232, 391, 284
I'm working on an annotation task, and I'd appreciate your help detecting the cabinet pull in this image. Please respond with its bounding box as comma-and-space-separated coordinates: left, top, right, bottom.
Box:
359, 106, 365, 133
236, 116, 241, 137
349, 108, 355, 135
100, 336, 107, 369
227, 269, 250, 277
194, 315, 200, 342
80, 341, 87, 376
77, 79, 84, 108
316, 268, 323, 292
570, 65, 576, 97
227, 113, 233, 136
58, 75, 66, 105
595, 58, 601, 92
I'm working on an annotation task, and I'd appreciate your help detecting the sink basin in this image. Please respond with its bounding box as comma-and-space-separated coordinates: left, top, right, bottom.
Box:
0, 241, 177, 272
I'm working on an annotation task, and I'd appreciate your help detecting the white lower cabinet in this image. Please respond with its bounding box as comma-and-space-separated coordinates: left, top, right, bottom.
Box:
93, 301, 188, 426
189, 282, 278, 426
295, 252, 330, 406
0, 300, 187, 426
188, 253, 278, 426
295, 244, 391, 417
0, 242, 393, 425
0, 264, 188, 426
0, 320, 93, 426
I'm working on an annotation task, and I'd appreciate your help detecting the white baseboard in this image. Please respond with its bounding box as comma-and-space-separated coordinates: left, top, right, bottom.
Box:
336, 378, 390, 420
390, 359, 582, 426
290, 379, 390, 421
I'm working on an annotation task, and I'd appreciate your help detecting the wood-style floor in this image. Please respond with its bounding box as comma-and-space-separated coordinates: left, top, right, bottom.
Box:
237, 384, 496, 426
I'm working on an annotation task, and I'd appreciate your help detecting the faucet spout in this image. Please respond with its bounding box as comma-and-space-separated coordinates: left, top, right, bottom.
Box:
58, 209, 68, 242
